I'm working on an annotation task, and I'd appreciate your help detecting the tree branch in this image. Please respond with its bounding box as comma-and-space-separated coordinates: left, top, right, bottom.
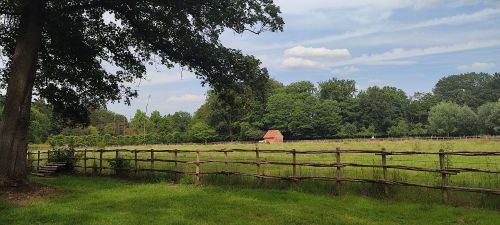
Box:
0, 10, 20, 15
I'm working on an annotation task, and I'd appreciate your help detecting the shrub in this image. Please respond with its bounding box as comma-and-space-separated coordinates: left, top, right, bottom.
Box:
108, 157, 132, 176
48, 149, 81, 168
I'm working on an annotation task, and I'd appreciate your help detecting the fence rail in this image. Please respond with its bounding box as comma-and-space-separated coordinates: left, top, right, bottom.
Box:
28, 148, 500, 202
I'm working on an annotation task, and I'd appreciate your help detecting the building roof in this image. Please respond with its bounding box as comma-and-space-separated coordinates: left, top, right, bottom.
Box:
263, 130, 283, 139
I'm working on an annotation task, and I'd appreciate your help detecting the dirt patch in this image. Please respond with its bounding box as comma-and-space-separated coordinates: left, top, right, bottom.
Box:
0, 183, 59, 206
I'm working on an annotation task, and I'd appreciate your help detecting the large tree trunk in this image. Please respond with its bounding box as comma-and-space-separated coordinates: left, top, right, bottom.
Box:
0, 0, 44, 186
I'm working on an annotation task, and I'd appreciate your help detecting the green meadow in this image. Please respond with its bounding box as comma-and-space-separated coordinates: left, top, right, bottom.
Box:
1, 176, 499, 225
27, 139, 500, 207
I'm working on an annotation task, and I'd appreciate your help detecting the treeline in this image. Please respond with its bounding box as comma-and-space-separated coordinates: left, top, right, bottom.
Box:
189, 72, 499, 140
3, 72, 499, 146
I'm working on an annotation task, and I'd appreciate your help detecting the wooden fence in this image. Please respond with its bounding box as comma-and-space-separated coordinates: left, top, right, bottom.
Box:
28, 148, 500, 203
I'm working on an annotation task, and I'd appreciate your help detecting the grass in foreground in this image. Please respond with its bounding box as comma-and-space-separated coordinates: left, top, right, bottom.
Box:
1, 176, 499, 225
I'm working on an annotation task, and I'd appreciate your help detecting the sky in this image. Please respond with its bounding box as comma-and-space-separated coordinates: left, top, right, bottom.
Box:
108, 0, 500, 119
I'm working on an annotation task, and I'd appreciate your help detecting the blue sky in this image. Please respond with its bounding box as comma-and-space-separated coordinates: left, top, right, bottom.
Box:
108, 0, 500, 119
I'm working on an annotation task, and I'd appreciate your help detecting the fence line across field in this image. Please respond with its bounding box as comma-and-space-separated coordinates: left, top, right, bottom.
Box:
28, 148, 500, 203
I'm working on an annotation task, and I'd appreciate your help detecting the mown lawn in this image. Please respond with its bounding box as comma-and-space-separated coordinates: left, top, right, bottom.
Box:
0, 176, 499, 225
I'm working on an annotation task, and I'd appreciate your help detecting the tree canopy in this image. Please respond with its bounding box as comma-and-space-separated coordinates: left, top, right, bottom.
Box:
0, 0, 284, 185
0, 0, 284, 123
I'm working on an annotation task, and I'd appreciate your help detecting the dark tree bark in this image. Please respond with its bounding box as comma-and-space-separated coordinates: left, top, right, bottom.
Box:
0, 0, 44, 186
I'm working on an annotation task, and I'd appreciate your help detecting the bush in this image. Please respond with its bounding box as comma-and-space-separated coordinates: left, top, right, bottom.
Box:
48, 149, 81, 168
108, 157, 132, 176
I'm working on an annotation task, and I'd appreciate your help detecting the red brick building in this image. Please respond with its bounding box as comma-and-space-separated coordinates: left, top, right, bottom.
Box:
263, 130, 284, 144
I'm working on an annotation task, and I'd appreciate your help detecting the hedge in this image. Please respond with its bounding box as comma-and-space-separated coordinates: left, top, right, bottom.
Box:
47, 133, 195, 147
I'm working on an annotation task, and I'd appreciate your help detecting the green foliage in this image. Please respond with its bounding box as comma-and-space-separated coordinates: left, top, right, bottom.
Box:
409, 123, 428, 137
0, 0, 284, 124
108, 157, 132, 174
29, 107, 51, 144
428, 102, 479, 136
388, 120, 410, 137
48, 150, 80, 167
477, 101, 500, 134
318, 78, 356, 102
186, 122, 217, 143
357, 125, 377, 138
357, 86, 409, 133
434, 73, 500, 108
239, 122, 265, 141
338, 123, 358, 138
407, 92, 439, 124
30, 73, 500, 144
284, 81, 317, 96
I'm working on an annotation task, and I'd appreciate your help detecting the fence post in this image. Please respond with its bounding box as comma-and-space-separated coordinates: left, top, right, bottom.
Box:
174, 149, 178, 169
37, 150, 41, 172
150, 149, 155, 174
255, 147, 261, 178
174, 149, 179, 180
292, 149, 297, 179
439, 149, 449, 203
335, 148, 342, 194
83, 149, 87, 175
99, 150, 103, 175
195, 151, 201, 186
115, 150, 119, 175
224, 150, 229, 175
381, 148, 389, 197
134, 149, 138, 176
47, 150, 51, 163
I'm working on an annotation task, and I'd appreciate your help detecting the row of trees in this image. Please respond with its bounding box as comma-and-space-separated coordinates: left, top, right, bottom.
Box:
4, 72, 497, 145
38, 72, 499, 146
189, 72, 499, 140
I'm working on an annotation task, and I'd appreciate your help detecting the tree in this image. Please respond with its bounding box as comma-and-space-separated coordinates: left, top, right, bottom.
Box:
407, 92, 439, 124
149, 111, 163, 134
284, 81, 317, 96
428, 102, 479, 136
0, 0, 283, 184
238, 122, 264, 141
263, 92, 296, 136
169, 112, 192, 133
433, 73, 499, 108
318, 78, 356, 102
357, 86, 409, 134
477, 101, 500, 135
338, 123, 358, 138
357, 125, 377, 138
88, 109, 128, 135
130, 110, 148, 135
388, 120, 410, 137
187, 122, 217, 143
28, 107, 51, 143
311, 100, 342, 138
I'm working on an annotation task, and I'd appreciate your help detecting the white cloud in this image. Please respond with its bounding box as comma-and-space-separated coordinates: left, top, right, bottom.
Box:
457, 62, 496, 71
252, 7, 500, 51
282, 46, 352, 70
331, 66, 359, 76
284, 46, 351, 60
281, 57, 326, 69
281, 40, 500, 70
408, 7, 500, 29
331, 40, 500, 67
166, 94, 206, 103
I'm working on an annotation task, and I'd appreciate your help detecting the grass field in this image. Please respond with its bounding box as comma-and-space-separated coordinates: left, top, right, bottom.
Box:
28, 139, 500, 207
1, 176, 499, 225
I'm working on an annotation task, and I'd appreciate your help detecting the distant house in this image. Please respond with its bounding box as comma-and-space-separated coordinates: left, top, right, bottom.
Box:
263, 130, 284, 144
